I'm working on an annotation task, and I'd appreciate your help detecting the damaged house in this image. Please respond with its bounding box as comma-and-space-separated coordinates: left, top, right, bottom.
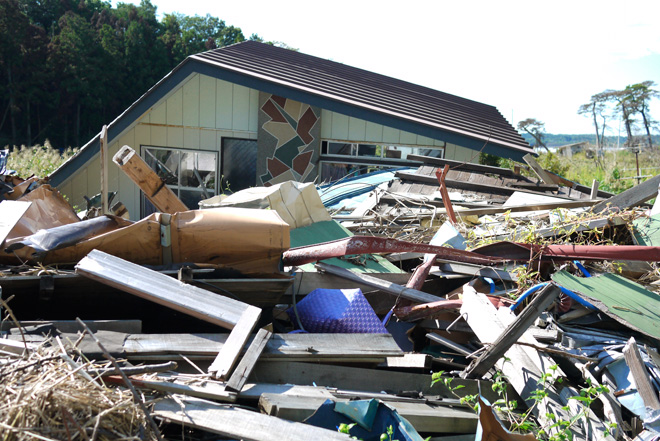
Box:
50, 40, 532, 220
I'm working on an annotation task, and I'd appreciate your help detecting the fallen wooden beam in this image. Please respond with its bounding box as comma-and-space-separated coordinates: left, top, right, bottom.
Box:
593, 173, 660, 213
523, 153, 561, 185
153, 396, 350, 441
315, 262, 442, 304
225, 328, 272, 392
112, 145, 188, 214
104, 375, 237, 403
461, 283, 560, 378
623, 337, 660, 410
122, 332, 402, 363
258, 393, 478, 434
76, 249, 261, 380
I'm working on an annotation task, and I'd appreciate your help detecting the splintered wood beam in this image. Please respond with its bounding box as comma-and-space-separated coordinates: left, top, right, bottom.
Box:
112, 145, 187, 214
76, 249, 261, 380
225, 328, 272, 392
208, 307, 261, 380
593, 173, 660, 213
523, 153, 561, 185
315, 262, 442, 304
623, 337, 660, 410
153, 397, 350, 441
461, 283, 560, 379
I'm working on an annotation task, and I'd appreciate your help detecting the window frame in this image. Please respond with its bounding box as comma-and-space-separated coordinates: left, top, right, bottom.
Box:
140, 145, 219, 217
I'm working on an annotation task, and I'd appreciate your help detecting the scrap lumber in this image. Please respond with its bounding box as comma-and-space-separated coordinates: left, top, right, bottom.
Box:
523, 153, 561, 185
394, 170, 577, 200
75, 249, 261, 379
407, 153, 521, 178
104, 375, 237, 402
460, 285, 615, 441
315, 262, 442, 304
461, 283, 560, 378
432, 199, 600, 218
623, 337, 660, 410
153, 396, 350, 441
258, 393, 479, 433
246, 361, 511, 403
112, 145, 188, 214
122, 332, 402, 363
225, 328, 272, 392
593, 173, 660, 213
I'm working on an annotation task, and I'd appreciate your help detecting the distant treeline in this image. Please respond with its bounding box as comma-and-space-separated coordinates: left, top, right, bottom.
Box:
0, 0, 270, 150
521, 133, 660, 148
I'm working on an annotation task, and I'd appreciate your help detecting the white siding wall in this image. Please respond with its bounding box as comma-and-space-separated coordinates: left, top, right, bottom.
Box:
59, 73, 259, 220
320, 110, 448, 149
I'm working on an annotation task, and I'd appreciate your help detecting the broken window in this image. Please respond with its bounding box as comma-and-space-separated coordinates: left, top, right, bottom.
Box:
221, 138, 257, 193
320, 141, 444, 182
141, 146, 218, 216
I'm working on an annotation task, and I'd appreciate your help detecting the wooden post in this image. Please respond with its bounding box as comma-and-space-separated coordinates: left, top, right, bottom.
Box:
112, 145, 187, 214
100, 125, 109, 214
590, 180, 600, 199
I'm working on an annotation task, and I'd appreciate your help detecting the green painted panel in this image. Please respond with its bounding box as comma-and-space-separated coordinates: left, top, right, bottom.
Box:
632, 214, 660, 246
552, 270, 660, 340
290, 220, 404, 274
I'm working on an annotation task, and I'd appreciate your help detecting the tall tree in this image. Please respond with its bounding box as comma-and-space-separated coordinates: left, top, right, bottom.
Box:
622, 81, 658, 149
578, 91, 611, 152
517, 118, 549, 152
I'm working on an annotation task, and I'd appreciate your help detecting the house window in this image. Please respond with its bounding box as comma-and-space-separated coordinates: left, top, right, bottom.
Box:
320, 141, 444, 182
221, 138, 257, 193
141, 146, 218, 216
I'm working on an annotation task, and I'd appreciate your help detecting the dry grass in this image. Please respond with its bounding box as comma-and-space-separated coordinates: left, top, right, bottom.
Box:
6, 141, 77, 179
0, 337, 157, 441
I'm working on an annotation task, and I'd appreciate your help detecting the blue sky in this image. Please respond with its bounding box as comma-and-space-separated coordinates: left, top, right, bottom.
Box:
112, 0, 660, 136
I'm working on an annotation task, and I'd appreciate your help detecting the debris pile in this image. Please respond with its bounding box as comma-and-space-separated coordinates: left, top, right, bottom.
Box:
3, 147, 660, 440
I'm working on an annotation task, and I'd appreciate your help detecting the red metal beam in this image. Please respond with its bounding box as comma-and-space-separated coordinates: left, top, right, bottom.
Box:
282, 236, 507, 267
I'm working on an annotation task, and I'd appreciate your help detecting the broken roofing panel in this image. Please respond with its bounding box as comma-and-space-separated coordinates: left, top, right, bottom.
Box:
552, 271, 660, 341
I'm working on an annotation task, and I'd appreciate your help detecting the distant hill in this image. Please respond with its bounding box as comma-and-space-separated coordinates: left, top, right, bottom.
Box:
521, 133, 660, 148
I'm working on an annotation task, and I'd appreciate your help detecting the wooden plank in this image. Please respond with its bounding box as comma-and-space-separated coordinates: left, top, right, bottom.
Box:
100, 125, 109, 214
461, 283, 560, 378
315, 262, 442, 304
406, 154, 521, 178
0, 200, 31, 245
523, 153, 561, 185
224, 328, 271, 389
593, 174, 660, 213
208, 306, 260, 379
153, 396, 350, 441
258, 393, 479, 434
112, 145, 188, 214
590, 180, 600, 199
623, 337, 660, 410
461, 285, 614, 441
246, 361, 511, 404
396, 171, 576, 200
123, 332, 402, 363
0, 319, 142, 334
105, 375, 237, 403
76, 249, 260, 330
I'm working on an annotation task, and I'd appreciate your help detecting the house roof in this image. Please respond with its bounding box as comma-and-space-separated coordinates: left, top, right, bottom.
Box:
50, 41, 531, 187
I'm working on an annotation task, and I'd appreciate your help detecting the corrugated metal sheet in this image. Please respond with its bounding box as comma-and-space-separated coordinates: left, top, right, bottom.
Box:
193, 41, 531, 156
552, 270, 660, 340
